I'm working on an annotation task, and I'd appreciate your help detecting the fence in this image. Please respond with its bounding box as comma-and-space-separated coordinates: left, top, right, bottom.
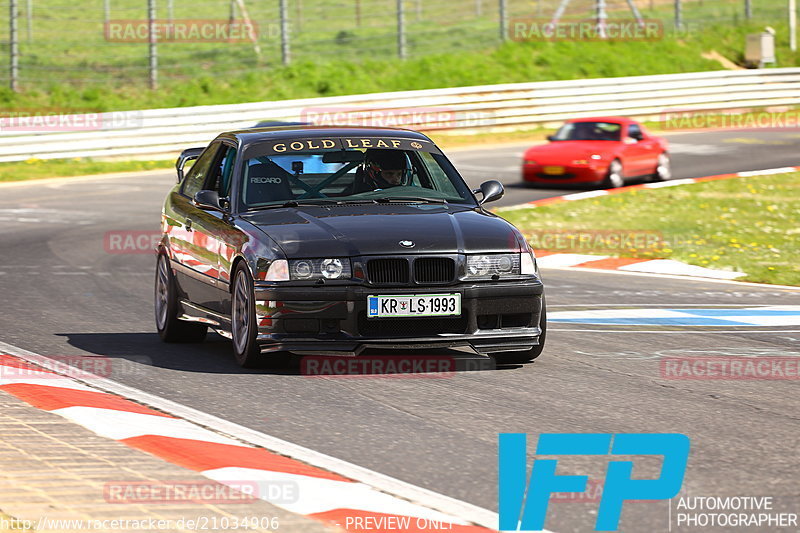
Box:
0, 67, 798, 162
0, 0, 792, 91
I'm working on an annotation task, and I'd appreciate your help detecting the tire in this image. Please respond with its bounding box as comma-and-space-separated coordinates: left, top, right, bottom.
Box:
155, 254, 208, 343
231, 262, 292, 369
651, 152, 671, 182
492, 297, 547, 365
602, 159, 625, 189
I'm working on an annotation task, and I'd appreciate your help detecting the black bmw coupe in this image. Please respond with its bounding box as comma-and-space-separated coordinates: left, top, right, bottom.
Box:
156, 126, 546, 367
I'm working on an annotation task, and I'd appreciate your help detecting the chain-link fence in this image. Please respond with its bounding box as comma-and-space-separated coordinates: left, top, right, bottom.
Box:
0, 0, 792, 91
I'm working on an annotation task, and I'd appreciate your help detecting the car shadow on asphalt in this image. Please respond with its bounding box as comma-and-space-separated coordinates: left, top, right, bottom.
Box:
55, 332, 523, 377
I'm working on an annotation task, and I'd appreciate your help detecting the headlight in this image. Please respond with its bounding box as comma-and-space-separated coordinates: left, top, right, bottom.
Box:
321, 258, 344, 279
590, 154, 602, 160
292, 260, 313, 279
465, 254, 521, 279
288, 258, 351, 280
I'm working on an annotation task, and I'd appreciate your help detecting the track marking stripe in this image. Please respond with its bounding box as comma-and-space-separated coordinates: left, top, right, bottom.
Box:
0, 349, 505, 532
122, 435, 352, 482
514, 168, 800, 282
50, 405, 243, 445
203, 467, 471, 523
0, 383, 172, 417
511, 165, 800, 210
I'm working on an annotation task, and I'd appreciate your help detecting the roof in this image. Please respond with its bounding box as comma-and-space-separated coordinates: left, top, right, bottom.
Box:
565, 116, 638, 124
220, 125, 433, 146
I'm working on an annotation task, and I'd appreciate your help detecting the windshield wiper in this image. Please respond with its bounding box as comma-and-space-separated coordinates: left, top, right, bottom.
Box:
374, 196, 448, 204
247, 199, 337, 211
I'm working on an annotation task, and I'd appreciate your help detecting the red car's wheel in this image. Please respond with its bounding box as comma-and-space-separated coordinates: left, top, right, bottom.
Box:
652, 152, 671, 182
602, 159, 624, 188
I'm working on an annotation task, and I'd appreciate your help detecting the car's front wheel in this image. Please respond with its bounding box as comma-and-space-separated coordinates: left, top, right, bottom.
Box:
492, 298, 547, 365
602, 159, 624, 188
155, 254, 207, 343
231, 263, 292, 369
651, 152, 671, 182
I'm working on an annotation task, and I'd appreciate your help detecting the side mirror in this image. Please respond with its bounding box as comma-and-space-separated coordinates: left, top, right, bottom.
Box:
546, 135, 556, 142
476, 180, 504, 205
176, 147, 205, 182
630, 131, 644, 141
193, 190, 223, 211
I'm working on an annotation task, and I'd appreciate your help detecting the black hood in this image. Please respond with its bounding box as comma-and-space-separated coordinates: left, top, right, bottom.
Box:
241, 204, 520, 258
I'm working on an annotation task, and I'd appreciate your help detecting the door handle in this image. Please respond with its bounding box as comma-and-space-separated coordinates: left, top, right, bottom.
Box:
185, 218, 193, 232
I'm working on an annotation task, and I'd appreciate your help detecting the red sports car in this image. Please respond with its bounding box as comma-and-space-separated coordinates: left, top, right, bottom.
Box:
522, 117, 670, 188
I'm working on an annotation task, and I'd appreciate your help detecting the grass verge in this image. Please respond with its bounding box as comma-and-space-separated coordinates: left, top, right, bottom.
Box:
0, 159, 173, 183
497, 173, 800, 286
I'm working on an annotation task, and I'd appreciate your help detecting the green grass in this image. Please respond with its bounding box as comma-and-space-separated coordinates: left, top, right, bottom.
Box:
0, 158, 172, 182
0, 0, 796, 113
497, 173, 800, 286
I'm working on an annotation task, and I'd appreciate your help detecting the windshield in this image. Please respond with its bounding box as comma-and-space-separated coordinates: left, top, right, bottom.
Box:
552, 121, 622, 141
239, 144, 475, 210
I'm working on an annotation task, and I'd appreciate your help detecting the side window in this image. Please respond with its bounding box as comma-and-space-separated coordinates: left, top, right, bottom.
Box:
209, 145, 237, 197
181, 143, 222, 198
628, 124, 642, 139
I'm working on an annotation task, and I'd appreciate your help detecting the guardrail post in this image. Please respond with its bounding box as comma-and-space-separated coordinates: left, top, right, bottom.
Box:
280, 0, 291, 65
25, 0, 31, 40
397, 0, 407, 59
499, 0, 507, 41
674, 0, 682, 30
10, 0, 19, 92
745, 0, 751, 19
791, 0, 797, 52
595, 0, 608, 38
148, 0, 158, 90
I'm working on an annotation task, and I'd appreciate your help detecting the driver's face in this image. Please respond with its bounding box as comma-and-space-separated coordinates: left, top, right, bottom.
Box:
381, 169, 403, 185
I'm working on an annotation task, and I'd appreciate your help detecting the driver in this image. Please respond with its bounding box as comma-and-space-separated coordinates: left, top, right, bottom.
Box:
362, 149, 409, 189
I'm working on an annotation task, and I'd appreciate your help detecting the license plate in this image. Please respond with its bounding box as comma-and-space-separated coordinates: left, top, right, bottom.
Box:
543, 165, 565, 175
367, 294, 461, 318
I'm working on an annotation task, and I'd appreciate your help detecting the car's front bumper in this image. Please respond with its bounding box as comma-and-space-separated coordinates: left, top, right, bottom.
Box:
522, 163, 609, 183
252, 279, 544, 356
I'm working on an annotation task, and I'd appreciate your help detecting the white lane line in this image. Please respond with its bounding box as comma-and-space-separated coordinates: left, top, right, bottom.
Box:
539, 265, 800, 290
642, 179, 697, 188
561, 190, 608, 201
738, 167, 798, 176
205, 468, 470, 523
0, 375, 96, 391
537, 254, 610, 267
0, 340, 504, 531
550, 328, 800, 334
51, 406, 242, 445
617, 259, 745, 280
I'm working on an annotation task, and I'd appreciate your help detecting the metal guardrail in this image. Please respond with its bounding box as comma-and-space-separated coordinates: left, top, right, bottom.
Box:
1, 68, 798, 163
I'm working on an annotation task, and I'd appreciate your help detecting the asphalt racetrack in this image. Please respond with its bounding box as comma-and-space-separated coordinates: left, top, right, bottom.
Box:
1, 128, 799, 532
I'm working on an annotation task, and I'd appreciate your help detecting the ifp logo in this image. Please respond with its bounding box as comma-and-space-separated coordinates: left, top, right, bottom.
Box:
499, 433, 690, 531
